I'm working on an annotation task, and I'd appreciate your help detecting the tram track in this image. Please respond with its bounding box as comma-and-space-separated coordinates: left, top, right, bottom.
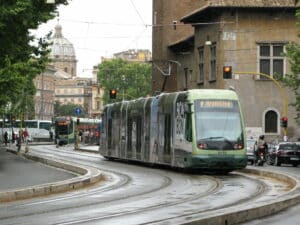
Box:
0, 145, 297, 225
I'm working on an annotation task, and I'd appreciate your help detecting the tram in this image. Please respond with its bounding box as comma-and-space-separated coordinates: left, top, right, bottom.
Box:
100, 89, 247, 172
54, 117, 101, 145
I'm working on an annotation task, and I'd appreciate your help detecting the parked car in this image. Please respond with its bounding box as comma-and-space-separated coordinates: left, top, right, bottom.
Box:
267, 142, 300, 167
246, 139, 257, 165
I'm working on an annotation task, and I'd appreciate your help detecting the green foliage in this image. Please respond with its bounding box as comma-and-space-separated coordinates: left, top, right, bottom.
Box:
282, 4, 300, 124
54, 101, 87, 117
284, 42, 300, 124
97, 59, 152, 104
0, 0, 69, 115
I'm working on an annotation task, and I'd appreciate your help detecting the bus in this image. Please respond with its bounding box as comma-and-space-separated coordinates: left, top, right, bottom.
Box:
0, 119, 53, 142
54, 117, 102, 145
14, 120, 53, 141
100, 89, 247, 173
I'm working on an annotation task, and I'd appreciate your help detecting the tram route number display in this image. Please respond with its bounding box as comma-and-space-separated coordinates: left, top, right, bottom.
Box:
198, 100, 234, 108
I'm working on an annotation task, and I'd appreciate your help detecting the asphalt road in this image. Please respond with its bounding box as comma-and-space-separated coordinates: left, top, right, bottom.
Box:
0, 145, 299, 225
240, 163, 300, 225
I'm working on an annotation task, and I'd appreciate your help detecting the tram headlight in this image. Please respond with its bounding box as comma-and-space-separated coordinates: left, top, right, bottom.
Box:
234, 144, 244, 150
198, 143, 207, 149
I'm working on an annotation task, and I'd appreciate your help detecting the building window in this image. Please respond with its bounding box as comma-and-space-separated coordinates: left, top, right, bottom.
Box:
210, 44, 216, 81
64, 67, 68, 73
265, 110, 278, 133
198, 47, 204, 84
258, 43, 285, 79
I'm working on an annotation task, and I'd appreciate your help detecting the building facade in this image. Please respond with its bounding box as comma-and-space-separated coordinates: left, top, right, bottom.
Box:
48, 24, 93, 117
152, 0, 300, 141
54, 78, 93, 115
34, 65, 56, 120
50, 24, 77, 77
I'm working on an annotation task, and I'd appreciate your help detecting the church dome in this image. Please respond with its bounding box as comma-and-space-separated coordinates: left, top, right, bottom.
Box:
50, 24, 76, 59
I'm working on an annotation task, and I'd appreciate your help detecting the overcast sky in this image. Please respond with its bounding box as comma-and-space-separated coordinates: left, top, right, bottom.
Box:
34, 0, 152, 77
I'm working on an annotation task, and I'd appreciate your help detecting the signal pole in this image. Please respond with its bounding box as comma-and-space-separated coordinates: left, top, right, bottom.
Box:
233, 71, 288, 139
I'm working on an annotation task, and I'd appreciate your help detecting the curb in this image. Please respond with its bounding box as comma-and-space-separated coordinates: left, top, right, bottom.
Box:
0, 149, 104, 203
177, 168, 300, 225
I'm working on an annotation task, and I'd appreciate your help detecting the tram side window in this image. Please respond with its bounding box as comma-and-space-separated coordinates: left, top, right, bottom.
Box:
127, 118, 132, 152
108, 118, 112, 149
136, 116, 142, 154
185, 113, 192, 142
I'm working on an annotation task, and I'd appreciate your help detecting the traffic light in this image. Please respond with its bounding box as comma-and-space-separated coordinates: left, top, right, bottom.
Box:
223, 66, 232, 79
109, 89, 117, 99
280, 116, 288, 128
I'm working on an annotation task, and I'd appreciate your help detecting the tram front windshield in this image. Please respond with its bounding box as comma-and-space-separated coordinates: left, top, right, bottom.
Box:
195, 100, 244, 150
55, 121, 73, 135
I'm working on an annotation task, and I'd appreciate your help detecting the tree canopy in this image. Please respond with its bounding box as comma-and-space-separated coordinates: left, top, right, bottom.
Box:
97, 59, 152, 104
283, 7, 300, 124
54, 101, 87, 117
0, 0, 69, 116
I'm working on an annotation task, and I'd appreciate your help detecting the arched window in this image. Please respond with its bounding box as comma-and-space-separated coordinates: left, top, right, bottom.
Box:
265, 110, 278, 133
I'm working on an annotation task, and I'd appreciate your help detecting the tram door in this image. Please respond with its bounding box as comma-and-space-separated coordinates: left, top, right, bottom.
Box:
135, 116, 142, 160
120, 104, 127, 159
158, 113, 171, 164
143, 99, 152, 162
164, 114, 171, 163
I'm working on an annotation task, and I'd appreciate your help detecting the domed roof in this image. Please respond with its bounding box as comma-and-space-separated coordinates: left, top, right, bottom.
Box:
50, 24, 76, 58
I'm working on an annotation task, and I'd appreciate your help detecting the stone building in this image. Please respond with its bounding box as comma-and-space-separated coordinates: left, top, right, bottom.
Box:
54, 77, 92, 115
50, 24, 77, 77
49, 24, 93, 116
34, 65, 56, 120
152, 0, 300, 140
90, 66, 104, 118
113, 49, 152, 62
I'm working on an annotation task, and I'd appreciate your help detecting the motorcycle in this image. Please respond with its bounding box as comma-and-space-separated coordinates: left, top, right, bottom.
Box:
256, 152, 265, 166
255, 145, 266, 166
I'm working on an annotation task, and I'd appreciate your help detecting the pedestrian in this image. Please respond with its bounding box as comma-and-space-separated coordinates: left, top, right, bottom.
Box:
4, 131, 8, 146
23, 128, 29, 144
16, 130, 22, 152
79, 130, 83, 142
49, 130, 53, 141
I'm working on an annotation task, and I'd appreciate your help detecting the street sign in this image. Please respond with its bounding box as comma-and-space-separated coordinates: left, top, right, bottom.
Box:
75, 108, 82, 116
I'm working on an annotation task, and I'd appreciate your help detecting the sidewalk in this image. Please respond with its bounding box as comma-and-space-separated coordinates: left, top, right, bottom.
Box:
0, 146, 75, 191
0, 144, 103, 202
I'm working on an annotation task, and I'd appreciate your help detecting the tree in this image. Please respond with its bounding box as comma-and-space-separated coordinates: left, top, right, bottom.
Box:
97, 59, 152, 104
283, 5, 300, 124
54, 101, 87, 117
0, 0, 69, 116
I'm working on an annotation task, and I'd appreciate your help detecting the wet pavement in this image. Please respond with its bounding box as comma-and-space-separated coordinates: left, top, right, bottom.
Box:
0, 146, 75, 191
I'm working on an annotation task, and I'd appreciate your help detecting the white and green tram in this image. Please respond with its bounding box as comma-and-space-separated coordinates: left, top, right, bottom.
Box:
100, 89, 247, 172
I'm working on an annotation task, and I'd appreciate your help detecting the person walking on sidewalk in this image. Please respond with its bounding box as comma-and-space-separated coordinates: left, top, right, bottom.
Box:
16, 130, 22, 152
4, 131, 8, 146
23, 128, 29, 144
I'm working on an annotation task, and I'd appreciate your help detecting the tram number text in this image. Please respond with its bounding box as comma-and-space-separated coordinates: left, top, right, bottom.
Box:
218, 151, 227, 155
